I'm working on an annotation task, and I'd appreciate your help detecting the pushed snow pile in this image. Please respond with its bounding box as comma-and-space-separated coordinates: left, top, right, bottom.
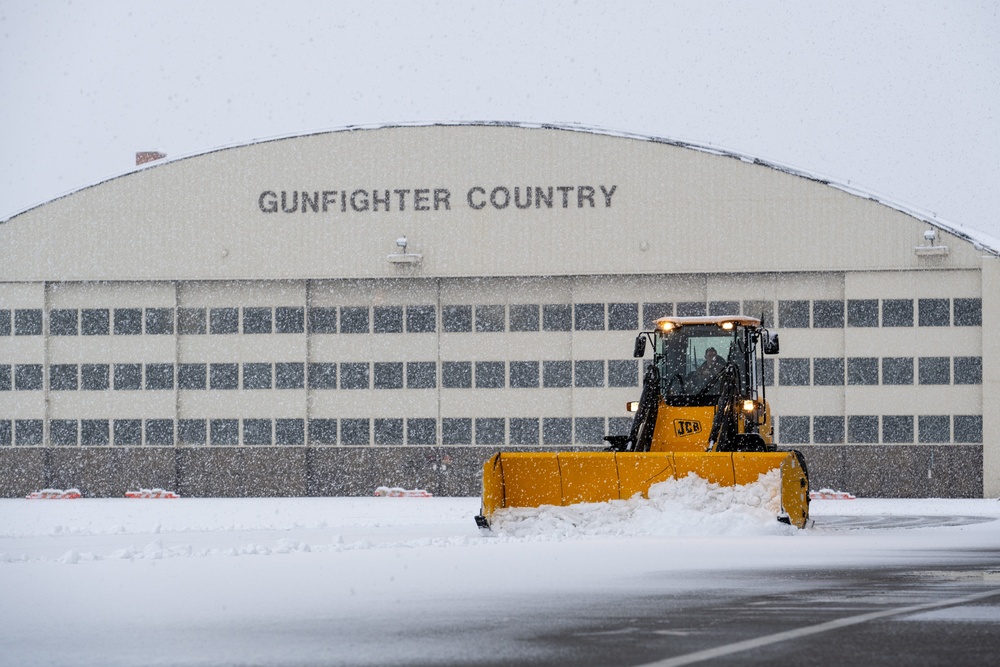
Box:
373, 486, 433, 497
26, 488, 81, 500
490, 470, 794, 538
125, 489, 180, 499
810, 488, 856, 500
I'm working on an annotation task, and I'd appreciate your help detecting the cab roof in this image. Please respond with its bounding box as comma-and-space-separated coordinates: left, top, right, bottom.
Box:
652, 315, 762, 329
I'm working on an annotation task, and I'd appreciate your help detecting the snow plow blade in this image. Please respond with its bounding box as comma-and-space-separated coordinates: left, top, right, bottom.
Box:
477, 450, 809, 529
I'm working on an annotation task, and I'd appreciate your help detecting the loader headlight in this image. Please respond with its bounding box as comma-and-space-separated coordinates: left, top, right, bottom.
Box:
742, 399, 756, 412
721, 321, 734, 331
657, 321, 675, 331
627, 401, 640, 413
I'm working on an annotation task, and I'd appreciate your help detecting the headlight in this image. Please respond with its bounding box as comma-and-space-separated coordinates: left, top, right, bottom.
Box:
742, 399, 755, 412
721, 321, 734, 331
627, 401, 640, 413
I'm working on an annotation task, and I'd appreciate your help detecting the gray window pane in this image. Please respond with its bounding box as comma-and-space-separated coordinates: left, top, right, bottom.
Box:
643, 303, 673, 328
953, 357, 982, 385
243, 363, 273, 389
847, 415, 878, 443
918, 415, 950, 443
708, 301, 739, 316
114, 419, 142, 446
608, 303, 638, 330
243, 307, 273, 334
14, 309, 43, 335
954, 415, 983, 443
209, 363, 239, 390
80, 420, 110, 446
812, 300, 844, 328
275, 363, 304, 389
608, 359, 638, 387
145, 308, 174, 335
178, 363, 207, 390
442, 418, 472, 445
308, 363, 337, 389
442, 305, 472, 332
308, 419, 338, 445
882, 357, 913, 385
476, 305, 506, 332
509, 361, 539, 388
574, 303, 605, 330
373, 306, 403, 333
406, 305, 436, 333
882, 416, 913, 443
742, 300, 774, 328
543, 418, 572, 445
114, 364, 142, 390
475, 361, 505, 388
778, 301, 809, 328
756, 358, 775, 386
374, 362, 404, 389
145, 419, 174, 446
210, 308, 239, 334
813, 416, 844, 443
476, 418, 505, 445
779, 416, 810, 444
15, 365, 43, 390
114, 308, 142, 335
340, 307, 370, 333
211, 419, 239, 445
953, 298, 981, 326
847, 358, 879, 385
178, 419, 206, 445
847, 300, 878, 327
510, 418, 539, 445
340, 363, 370, 389
918, 357, 950, 385
374, 418, 404, 445
0, 366, 9, 391
0, 420, 9, 446
308, 307, 337, 333
509, 304, 539, 332
608, 417, 632, 436
275, 419, 305, 445
813, 358, 844, 386
50, 364, 78, 391
145, 363, 174, 390
676, 302, 706, 317
575, 417, 605, 444
543, 304, 572, 331
177, 308, 206, 335
50, 309, 79, 335
81, 309, 110, 335
406, 362, 437, 389
543, 360, 572, 388
275, 307, 304, 334
16, 420, 44, 446
407, 418, 437, 445
0, 310, 9, 336
778, 358, 810, 386
244, 419, 273, 445
918, 299, 950, 327
882, 299, 913, 327
80, 364, 109, 391
51, 420, 78, 446
574, 360, 604, 387
442, 361, 471, 388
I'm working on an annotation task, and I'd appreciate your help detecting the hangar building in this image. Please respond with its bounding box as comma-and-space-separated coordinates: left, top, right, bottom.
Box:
1, 124, 997, 498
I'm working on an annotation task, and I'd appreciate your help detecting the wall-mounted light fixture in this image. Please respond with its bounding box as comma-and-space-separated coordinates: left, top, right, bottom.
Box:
387, 235, 423, 264
914, 227, 949, 257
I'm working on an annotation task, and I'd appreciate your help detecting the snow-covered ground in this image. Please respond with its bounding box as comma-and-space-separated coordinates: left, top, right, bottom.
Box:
1, 477, 999, 666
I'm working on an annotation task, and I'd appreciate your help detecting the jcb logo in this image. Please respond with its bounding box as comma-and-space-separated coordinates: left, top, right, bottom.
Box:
674, 420, 702, 437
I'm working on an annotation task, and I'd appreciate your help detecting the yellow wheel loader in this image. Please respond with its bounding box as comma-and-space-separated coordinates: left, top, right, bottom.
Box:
475, 316, 810, 529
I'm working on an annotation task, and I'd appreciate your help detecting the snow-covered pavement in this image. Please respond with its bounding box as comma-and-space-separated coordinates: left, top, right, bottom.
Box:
1, 480, 999, 666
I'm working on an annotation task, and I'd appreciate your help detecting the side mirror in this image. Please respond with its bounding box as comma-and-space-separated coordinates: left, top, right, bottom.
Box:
633, 335, 647, 358
762, 331, 779, 355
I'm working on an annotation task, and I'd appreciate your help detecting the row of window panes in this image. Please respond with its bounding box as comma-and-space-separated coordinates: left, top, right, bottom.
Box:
762, 356, 982, 386
778, 415, 982, 444
0, 360, 642, 391
1, 298, 982, 337
0, 416, 636, 447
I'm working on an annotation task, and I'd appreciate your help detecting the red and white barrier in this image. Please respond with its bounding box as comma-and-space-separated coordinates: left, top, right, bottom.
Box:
125, 488, 180, 499
373, 486, 433, 498
26, 488, 81, 500
810, 488, 856, 500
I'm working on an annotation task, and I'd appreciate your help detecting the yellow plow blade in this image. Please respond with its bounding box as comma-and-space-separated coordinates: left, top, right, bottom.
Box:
478, 450, 809, 529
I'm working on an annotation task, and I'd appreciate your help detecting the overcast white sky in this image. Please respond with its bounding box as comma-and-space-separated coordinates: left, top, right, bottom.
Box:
1, 1, 998, 242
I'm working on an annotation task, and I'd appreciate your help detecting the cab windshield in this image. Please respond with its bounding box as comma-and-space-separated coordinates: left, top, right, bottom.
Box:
655, 325, 747, 404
